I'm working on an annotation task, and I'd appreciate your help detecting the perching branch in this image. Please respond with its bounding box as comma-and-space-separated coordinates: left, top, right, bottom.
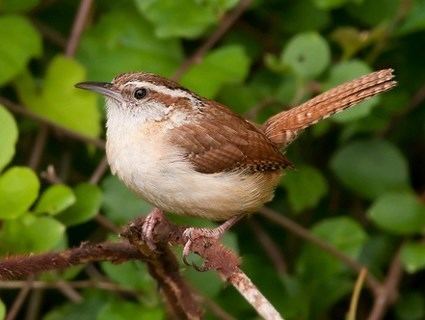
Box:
1, 211, 285, 320
122, 214, 284, 320
0, 238, 203, 320
0, 242, 142, 280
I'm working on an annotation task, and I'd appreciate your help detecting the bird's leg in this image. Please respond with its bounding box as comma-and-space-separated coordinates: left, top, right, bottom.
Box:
182, 215, 243, 268
141, 207, 167, 251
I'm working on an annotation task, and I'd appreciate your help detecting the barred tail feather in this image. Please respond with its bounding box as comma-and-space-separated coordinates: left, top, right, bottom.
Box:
264, 69, 396, 147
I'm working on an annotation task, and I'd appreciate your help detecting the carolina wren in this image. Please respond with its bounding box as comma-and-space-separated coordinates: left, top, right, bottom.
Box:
76, 69, 396, 254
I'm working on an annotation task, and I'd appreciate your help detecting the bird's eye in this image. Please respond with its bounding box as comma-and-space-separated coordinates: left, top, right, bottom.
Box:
134, 88, 148, 100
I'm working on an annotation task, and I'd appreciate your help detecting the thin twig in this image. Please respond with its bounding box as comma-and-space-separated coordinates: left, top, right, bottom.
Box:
31, 18, 67, 48
94, 214, 121, 233
89, 156, 109, 184
28, 125, 49, 170
5, 276, 33, 320
203, 296, 236, 320
248, 219, 287, 274
65, 0, 93, 57
172, 0, 252, 80
0, 97, 105, 149
260, 207, 381, 294
347, 268, 368, 320
55, 280, 83, 303
24, 289, 43, 320
59, 150, 72, 182
40, 165, 62, 184
367, 249, 403, 320
0, 280, 139, 296
244, 98, 279, 120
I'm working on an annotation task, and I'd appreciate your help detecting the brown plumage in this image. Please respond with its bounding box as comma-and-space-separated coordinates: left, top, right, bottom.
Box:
169, 69, 395, 174
169, 100, 291, 174
264, 69, 396, 146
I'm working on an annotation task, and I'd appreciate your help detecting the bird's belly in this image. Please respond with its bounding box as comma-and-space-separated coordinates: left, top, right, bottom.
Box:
108, 143, 281, 220
145, 167, 281, 220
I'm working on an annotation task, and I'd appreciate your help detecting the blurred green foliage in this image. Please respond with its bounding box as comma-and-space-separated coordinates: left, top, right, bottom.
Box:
0, 0, 425, 319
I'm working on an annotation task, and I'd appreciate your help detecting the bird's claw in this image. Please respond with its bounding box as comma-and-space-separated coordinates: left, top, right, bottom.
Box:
141, 208, 165, 252
182, 227, 218, 271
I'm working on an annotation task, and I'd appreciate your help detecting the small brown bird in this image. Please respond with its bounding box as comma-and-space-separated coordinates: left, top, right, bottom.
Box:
76, 69, 396, 258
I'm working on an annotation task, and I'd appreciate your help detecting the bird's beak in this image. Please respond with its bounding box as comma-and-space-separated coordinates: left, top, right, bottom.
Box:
75, 81, 121, 100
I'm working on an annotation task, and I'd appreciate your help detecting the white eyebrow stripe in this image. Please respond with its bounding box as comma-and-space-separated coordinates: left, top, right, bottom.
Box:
125, 81, 193, 100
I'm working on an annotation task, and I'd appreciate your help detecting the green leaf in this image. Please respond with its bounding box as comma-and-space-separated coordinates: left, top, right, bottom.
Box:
312, 217, 368, 256
135, 0, 237, 39
97, 301, 163, 320
184, 268, 223, 298
313, 0, 358, 9
400, 242, 425, 273
281, 32, 330, 79
218, 83, 265, 114
181, 45, 250, 98
0, 15, 41, 85
0, 299, 5, 320
0, 215, 65, 253
35, 184, 76, 215
78, 10, 183, 80
101, 175, 151, 225
0, 167, 39, 219
330, 140, 409, 199
358, 235, 394, 276
398, 0, 425, 35
348, 0, 400, 26
281, 165, 328, 213
368, 192, 425, 235
101, 261, 156, 293
297, 217, 367, 278
0, 105, 18, 172
44, 291, 108, 320
56, 183, 102, 226
15, 55, 101, 138
280, 0, 330, 33
0, 0, 40, 12
331, 27, 382, 60
324, 60, 380, 122
395, 292, 425, 320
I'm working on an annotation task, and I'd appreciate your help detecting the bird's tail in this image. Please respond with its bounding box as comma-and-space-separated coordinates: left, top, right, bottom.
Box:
263, 69, 396, 147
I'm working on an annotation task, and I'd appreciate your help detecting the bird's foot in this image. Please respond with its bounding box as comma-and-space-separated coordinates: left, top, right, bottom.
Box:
182, 216, 241, 271
141, 208, 166, 251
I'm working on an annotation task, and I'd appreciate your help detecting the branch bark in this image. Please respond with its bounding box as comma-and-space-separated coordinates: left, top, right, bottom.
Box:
121, 214, 284, 320
0, 212, 284, 320
0, 239, 203, 319
260, 207, 382, 294
65, 0, 93, 57
367, 249, 403, 320
0, 242, 142, 280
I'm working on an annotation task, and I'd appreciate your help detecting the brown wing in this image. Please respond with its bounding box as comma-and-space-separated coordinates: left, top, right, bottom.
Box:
169, 101, 291, 174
